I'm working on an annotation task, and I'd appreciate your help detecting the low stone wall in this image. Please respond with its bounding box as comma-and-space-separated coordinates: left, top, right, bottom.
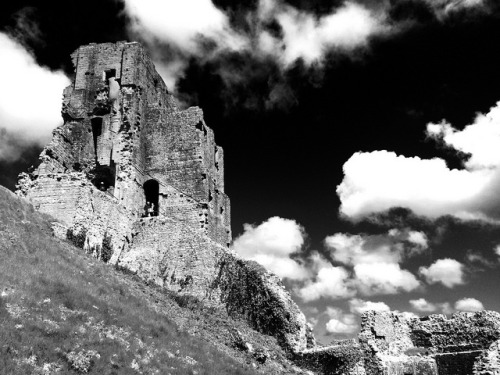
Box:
294, 343, 365, 375
359, 311, 500, 375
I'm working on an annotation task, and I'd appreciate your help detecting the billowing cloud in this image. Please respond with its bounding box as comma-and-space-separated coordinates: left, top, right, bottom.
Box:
0, 32, 70, 161
121, 0, 389, 90
325, 229, 428, 266
260, 1, 388, 66
427, 104, 500, 170
296, 253, 354, 301
410, 297, 438, 312
324, 230, 423, 295
123, 0, 243, 53
454, 297, 484, 312
120, 0, 490, 105
338, 101, 500, 222
409, 298, 453, 314
325, 307, 358, 335
354, 262, 421, 295
348, 298, 390, 314
419, 258, 465, 288
405, 230, 429, 248
232, 216, 309, 280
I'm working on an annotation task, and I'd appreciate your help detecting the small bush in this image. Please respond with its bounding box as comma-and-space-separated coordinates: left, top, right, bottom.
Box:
67, 228, 87, 248
101, 234, 113, 263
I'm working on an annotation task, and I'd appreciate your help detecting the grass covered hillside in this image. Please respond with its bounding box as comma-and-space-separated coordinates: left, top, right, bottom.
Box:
0, 186, 308, 375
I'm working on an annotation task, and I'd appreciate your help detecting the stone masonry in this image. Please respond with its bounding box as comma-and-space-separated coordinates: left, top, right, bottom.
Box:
358, 310, 500, 375
16, 42, 310, 353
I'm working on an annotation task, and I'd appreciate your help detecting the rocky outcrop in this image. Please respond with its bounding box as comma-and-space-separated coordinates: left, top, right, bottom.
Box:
214, 256, 310, 352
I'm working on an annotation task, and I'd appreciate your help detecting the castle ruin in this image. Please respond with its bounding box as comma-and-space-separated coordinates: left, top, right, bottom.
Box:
15, 42, 500, 374
16, 41, 311, 353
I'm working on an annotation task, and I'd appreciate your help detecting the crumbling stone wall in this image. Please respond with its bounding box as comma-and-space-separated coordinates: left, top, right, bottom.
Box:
358, 310, 500, 375
116, 215, 310, 352
294, 342, 365, 375
144, 106, 230, 245
213, 255, 310, 352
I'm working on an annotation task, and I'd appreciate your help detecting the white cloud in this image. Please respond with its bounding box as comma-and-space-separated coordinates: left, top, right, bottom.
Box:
419, 258, 465, 288
325, 307, 358, 335
495, 245, 500, 259
296, 254, 354, 301
349, 298, 390, 314
325, 229, 428, 267
338, 101, 500, 222
123, 0, 243, 53
354, 262, 421, 295
325, 232, 398, 265
409, 298, 453, 314
338, 150, 494, 220
120, 0, 489, 92
121, 0, 389, 89
235, 223, 423, 301
406, 230, 428, 249
324, 231, 422, 296
427, 104, 500, 170
232, 216, 309, 280
409, 297, 438, 312
398, 311, 420, 320
270, 1, 388, 65
0, 33, 70, 161
454, 297, 484, 312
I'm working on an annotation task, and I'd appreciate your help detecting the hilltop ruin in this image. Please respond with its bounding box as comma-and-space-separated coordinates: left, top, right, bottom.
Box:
16, 41, 310, 354
15, 42, 500, 374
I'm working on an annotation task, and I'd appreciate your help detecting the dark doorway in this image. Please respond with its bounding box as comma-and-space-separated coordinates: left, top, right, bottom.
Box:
91, 165, 115, 192
143, 179, 159, 217
104, 69, 116, 81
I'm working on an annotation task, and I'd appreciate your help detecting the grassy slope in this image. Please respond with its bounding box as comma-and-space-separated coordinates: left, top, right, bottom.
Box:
0, 186, 306, 375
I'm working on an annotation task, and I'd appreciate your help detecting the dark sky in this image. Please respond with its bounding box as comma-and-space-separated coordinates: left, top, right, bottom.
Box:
1, 0, 500, 342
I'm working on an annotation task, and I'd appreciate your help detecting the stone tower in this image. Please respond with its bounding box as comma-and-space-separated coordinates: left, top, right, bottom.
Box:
17, 42, 312, 354
18, 41, 231, 253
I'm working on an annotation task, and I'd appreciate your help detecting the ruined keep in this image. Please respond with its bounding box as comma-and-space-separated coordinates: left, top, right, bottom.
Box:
19, 41, 231, 250
15, 41, 500, 374
16, 41, 310, 353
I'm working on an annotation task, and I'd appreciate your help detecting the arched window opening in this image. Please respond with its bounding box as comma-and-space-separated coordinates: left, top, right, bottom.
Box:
91, 165, 116, 193
143, 179, 159, 217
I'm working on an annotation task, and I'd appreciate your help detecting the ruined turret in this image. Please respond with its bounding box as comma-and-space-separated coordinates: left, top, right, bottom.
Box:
17, 41, 311, 354
18, 41, 230, 249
